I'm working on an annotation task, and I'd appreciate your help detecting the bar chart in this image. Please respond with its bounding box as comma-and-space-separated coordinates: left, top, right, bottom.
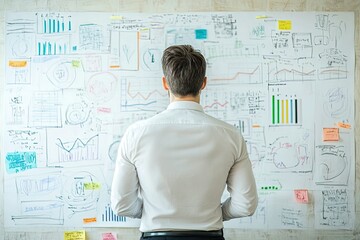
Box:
270, 94, 302, 126
37, 13, 72, 34
101, 204, 126, 222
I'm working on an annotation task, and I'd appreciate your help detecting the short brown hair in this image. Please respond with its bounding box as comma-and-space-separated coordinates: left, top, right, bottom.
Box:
161, 45, 206, 97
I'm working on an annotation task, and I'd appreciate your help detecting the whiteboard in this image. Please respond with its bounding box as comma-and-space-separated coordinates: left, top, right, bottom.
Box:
3, 11, 355, 230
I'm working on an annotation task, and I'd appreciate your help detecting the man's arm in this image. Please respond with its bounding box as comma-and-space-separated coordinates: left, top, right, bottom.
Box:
222, 137, 258, 221
111, 131, 142, 218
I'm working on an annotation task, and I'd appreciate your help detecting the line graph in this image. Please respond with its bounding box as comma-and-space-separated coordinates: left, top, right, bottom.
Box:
203, 100, 229, 110
55, 134, 99, 163
266, 61, 316, 82
318, 67, 348, 80
121, 77, 168, 112
211, 64, 262, 84
127, 82, 167, 100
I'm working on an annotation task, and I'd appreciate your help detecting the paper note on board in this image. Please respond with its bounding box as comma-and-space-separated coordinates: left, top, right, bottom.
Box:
337, 122, 351, 129
64, 230, 85, 240
83, 217, 97, 223
9, 60, 27, 67
322, 128, 340, 141
294, 189, 309, 203
278, 20, 292, 30
102, 232, 117, 240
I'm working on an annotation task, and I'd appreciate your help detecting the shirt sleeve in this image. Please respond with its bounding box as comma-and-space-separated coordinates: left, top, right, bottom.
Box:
111, 129, 143, 219
221, 135, 258, 221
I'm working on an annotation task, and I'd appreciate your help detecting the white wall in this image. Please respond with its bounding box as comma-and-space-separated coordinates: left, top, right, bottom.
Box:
0, 0, 359, 239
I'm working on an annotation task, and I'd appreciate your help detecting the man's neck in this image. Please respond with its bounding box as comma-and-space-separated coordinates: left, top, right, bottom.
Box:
170, 93, 200, 103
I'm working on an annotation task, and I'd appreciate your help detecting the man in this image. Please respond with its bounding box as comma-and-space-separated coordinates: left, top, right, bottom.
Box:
111, 45, 258, 240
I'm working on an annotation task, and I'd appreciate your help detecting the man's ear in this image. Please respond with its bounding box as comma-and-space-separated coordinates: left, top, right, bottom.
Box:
162, 76, 169, 91
200, 77, 207, 90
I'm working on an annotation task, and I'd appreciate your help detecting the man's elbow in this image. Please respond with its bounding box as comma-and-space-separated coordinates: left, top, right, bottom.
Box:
110, 196, 142, 218
246, 195, 258, 216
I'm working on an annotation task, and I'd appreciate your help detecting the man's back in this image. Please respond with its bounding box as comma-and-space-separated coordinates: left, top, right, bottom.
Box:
112, 101, 257, 232
111, 45, 257, 240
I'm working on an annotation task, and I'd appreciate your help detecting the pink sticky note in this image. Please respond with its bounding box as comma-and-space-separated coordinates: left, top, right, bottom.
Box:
294, 189, 309, 203
102, 232, 117, 240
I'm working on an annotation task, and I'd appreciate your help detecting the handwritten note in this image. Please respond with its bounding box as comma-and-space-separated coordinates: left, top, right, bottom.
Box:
84, 182, 101, 190
337, 122, 351, 129
83, 217, 97, 223
278, 20, 292, 30
322, 128, 340, 141
72, 60, 81, 67
5, 151, 37, 174
64, 230, 86, 240
102, 232, 117, 240
9, 60, 27, 67
195, 29, 207, 39
294, 189, 309, 203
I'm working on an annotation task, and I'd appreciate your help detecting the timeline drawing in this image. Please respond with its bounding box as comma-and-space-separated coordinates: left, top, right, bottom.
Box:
3, 12, 354, 230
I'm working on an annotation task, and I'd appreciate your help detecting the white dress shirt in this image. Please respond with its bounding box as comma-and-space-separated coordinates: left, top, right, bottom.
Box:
111, 101, 258, 232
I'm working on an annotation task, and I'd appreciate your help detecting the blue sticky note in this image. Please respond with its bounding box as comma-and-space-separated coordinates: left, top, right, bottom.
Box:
6, 152, 37, 174
195, 29, 207, 39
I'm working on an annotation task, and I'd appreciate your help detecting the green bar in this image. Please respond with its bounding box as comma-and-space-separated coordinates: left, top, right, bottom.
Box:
272, 95, 275, 124
277, 99, 280, 124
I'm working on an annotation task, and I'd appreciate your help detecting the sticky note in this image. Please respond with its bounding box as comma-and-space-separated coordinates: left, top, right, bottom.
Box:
322, 128, 340, 141
72, 60, 81, 67
256, 15, 270, 19
9, 60, 27, 67
337, 122, 351, 129
6, 152, 37, 174
278, 20, 292, 30
84, 182, 101, 190
294, 189, 309, 203
110, 15, 123, 20
83, 217, 97, 223
102, 232, 117, 240
64, 230, 86, 240
195, 29, 207, 39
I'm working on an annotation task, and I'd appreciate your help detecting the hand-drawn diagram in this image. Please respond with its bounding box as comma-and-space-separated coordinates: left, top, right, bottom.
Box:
3, 12, 355, 230
315, 145, 350, 185
266, 128, 313, 173
317, 189, 351, 228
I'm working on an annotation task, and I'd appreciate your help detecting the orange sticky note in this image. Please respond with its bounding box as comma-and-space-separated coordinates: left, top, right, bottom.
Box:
278, 20, 292, 30
294, 189, 309, 203
9, 60, 27, 67
337, 122, 351, 129
83, 217, 97, 223
322, 128, 339, 141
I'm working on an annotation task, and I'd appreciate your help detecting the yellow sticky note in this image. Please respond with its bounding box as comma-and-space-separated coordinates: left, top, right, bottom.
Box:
64, 230, 85, 240
84, 182, 101, 190
322, 128, 340, 141
9, 60, 27, 67
256, 15, 269, 19
278, 20, 292, 30
83, 217, 97, 224
337, 122, 351, 129
72, 60, 80, 67
110, 15, 123, 20
294, 189, 309, 203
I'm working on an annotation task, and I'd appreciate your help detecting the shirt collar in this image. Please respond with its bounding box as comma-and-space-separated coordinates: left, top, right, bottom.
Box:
167, 101, 204, 112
